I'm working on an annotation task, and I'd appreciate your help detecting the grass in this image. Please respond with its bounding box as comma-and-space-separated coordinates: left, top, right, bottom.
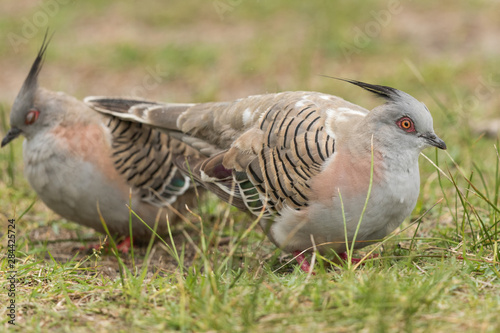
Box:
1, 0, 500, 332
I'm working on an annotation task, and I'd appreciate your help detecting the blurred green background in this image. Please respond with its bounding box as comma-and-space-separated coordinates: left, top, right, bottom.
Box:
1, 0, 498, 113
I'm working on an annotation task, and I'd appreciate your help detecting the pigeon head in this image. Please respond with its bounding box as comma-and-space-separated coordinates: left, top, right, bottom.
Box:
341, 79, 446, 152
2, 32, 55, 147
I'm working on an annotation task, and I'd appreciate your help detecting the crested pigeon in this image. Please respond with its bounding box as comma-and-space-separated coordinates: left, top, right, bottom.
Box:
1, 36, 201, 247
85, 79, 446, 269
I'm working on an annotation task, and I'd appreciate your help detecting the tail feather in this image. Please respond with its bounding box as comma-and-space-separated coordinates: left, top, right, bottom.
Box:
84, 96, 193, 132
85, 96, 224, 156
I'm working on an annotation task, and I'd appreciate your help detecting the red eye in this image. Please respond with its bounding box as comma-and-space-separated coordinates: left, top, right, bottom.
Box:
397, 117, 415, 132
25, 109, 40, 125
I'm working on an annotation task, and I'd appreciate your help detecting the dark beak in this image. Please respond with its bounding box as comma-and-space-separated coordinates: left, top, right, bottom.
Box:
1, 127, 22, 147
420, 133, 447, 150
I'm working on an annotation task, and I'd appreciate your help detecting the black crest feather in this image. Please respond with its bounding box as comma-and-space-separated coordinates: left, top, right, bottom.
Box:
322, 76, 401, 102
22, 29, 53, 92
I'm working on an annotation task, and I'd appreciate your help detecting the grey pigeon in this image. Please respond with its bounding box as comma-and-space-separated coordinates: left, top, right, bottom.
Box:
85, 79, 446, 267
1, 36, 201, 249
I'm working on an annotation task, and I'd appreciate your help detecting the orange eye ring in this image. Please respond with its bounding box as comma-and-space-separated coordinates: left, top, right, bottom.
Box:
397, 117, 415, 132
25, 109, 40, 125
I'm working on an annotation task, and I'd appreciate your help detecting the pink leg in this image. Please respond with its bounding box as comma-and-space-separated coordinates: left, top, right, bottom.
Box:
79, 236, 133, 254
293, 250, 316, 274
116, 236, 132, 254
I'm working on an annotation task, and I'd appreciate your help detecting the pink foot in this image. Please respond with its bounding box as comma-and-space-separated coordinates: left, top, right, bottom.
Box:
293, 251, 316, 274
79, 236, 133, 254
116, 236, 132, 254
339, 252, 379, 264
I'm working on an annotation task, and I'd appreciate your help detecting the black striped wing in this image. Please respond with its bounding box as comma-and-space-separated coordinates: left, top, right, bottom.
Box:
246, 100, 334, 215
198, 96, 335, 217
107, 116, 197, 207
